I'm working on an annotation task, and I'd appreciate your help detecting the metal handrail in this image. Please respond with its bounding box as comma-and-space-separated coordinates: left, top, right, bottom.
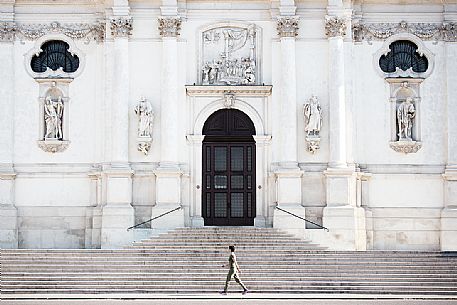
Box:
127, 206, 182, 231
275, 206, 329, 232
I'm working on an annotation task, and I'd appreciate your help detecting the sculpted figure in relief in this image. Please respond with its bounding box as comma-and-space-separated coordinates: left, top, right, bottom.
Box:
134, 96, 154, 138
201, 25, 257, 85
304, 95, 322, 136
397, 97, 416, 141
44, 95, 63, 140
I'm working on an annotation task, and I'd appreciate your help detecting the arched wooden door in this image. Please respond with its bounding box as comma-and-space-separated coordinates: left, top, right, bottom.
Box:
202, 109, 256, 226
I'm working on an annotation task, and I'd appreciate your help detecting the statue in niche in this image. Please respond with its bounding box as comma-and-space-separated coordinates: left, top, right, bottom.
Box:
134, 96, 154, 138
201, 25, 257, 85
397, 97, 416, 141
304, 95, 322, 136
44, 95, 63, 140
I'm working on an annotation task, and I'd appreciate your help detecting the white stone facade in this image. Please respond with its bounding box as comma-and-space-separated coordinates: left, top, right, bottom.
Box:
0, 0, 456, 251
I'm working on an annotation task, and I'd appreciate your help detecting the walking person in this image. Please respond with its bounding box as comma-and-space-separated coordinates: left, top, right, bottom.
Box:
221, 245, 248, 295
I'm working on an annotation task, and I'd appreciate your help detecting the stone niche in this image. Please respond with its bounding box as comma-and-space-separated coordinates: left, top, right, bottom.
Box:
387, 78, 423, 154
198, 22, 262, 86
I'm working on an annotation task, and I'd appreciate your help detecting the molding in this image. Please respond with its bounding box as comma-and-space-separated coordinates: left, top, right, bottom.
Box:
37, 140, 70, 153
276, 16, 299, 38
1, 21, 105, 43
389, 141, 422, 154
110, 17, 133, 38
158, 17, 181, 37
325, 16, 347, 38
185, 85, 272, 97
353, 20, 457, 43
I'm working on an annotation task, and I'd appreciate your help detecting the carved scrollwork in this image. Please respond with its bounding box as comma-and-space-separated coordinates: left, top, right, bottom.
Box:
1, 21, 105, 42
158, 17, 181, 37
353, 20, 457, 43
110, 17, 133, 38
325, 16, 347, 38
276, 16, 299, 38
389, 141, 422, 154
37, 140, 70, 153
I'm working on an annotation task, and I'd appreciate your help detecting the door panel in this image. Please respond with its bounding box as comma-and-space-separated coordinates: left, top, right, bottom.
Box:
202, 142, 255, 226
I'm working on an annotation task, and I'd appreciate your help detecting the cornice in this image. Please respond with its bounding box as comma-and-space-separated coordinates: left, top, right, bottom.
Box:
185, 85, 272, 97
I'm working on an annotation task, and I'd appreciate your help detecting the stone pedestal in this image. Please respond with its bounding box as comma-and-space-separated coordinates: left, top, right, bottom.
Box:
101, 167, 134, 249
273, 204, 306, 239
0, 204, 18, 248
322, 206, 367, 250
322, 168, 366, 250
441, 168, 457, 251
0, 170, 17, 248
273, 168, 305, 238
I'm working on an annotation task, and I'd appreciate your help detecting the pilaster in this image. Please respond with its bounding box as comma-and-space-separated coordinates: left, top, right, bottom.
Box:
100, 13, 134, 249
0, 33, 17, 248
322, 13, 366, 250
441, 42, 457, 251
272, 15, 305, 238
148, 14, 185, 235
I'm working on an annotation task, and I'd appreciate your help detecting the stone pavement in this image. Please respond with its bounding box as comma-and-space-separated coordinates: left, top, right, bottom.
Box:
2, 294, 457, 305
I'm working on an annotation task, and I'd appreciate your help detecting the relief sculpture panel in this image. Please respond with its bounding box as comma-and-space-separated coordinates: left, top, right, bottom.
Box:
200, 24, 259, 85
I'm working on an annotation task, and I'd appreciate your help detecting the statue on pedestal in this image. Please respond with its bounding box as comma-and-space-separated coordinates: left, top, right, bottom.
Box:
397, 97, 416, 141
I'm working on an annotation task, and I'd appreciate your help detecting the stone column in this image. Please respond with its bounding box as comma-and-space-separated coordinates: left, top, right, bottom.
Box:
441, 41, 457, 251
150, 16, 184, 236
273, 16, 305, 239
101, 16, 135, 249
322, 15, 366, 250
0, 28, 18, 248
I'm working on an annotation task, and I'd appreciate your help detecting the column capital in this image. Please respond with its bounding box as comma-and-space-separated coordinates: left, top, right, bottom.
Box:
158, 17, 182, 38
325, 15, 347, 38
0, 21, 16, 42
276, 16, 299, 38
110, 16, 133, 38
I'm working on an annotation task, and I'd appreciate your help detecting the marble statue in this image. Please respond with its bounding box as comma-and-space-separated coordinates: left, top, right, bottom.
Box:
134, 96, 154, 138
304, 95, 322, 136
397, 97, 416, 141
44, 95, 63, 140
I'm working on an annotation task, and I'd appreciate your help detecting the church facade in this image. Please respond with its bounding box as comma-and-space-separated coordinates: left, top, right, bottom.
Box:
1, 0, 456, 251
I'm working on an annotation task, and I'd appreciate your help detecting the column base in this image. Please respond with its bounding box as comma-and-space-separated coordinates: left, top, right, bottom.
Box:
0, 205, 18, 248
321, 206, 367, 250
273, 204, 306, 239
254, 216, 266, 228
191, 216, 205, 227
101, 205, 134, 249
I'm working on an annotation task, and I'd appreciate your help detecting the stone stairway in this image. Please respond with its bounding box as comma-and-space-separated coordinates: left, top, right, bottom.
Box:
1, 227, 457, 295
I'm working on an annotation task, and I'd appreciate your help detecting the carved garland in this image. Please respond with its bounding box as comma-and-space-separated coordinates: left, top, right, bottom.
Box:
0, 21, 105, 43
353, 20, 457, 42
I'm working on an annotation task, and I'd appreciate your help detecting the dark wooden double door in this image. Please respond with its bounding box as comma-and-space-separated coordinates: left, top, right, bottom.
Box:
203, 142, 256, 226
202, 109, 256, 226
